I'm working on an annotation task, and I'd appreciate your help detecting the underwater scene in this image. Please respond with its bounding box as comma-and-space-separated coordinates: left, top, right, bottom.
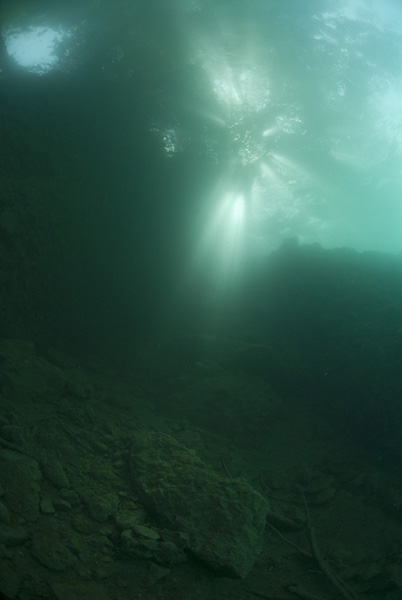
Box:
1, 1, 402, 599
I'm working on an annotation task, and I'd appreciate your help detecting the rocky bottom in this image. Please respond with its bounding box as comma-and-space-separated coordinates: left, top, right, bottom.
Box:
1, 336, 402, 600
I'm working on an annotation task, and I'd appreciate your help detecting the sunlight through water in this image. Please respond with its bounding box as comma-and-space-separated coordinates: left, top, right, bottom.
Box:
4, 24, 73, 74
186, 22, 314, 302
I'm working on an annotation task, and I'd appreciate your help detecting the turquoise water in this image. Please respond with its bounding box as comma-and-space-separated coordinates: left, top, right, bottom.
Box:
165, 0, 402, 257
2, 0, 402, 337
4, 0, 402, 258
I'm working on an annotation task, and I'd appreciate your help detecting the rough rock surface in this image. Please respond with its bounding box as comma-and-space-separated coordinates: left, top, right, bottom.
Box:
129, 430, 269, 578
0, 449, 41, 522
31, 529, 76, 571
0, 338, 66, 401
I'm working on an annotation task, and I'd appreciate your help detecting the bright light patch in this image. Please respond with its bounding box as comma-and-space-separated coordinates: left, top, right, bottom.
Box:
198, 191, 246, 260
192, 172, 247, 301
320, 0, 402, 34
230, 193, 245, 225
185, 27, 314, 293
4, 25, 72, 74
212, 65, 270, 114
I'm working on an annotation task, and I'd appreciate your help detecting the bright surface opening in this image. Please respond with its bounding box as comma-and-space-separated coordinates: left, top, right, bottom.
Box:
4, 24, 73, 74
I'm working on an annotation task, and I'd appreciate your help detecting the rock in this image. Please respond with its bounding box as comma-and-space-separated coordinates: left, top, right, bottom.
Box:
114, 506, 146, 530
130, 430, 269, 578
384, 564, 402, 588
0, 449, 41, 521
0, 425, 25, 444
31, 530, 76, 571
121, 530, 185, 566
40, 497, 55, 514
72, 513, 97, 534
92, 441, 108, 454
54, 499, 72, 511
51, 581, 111, 600
0, 525, 29, 546
41, 456, 70, 489
85, 492, 118, 522
133, 524, 160, 540
58, 488, 79, 506
0, 339, 66, 401
0, 501, 10, 523
157, 541, 185, 565
0, 560, 21, 598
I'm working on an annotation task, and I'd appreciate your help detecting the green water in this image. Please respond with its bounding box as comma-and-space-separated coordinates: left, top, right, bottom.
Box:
3, 0, 402, 258
2, 0, 402, 348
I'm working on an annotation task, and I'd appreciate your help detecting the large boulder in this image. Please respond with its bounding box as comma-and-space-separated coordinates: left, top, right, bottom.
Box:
130, 430, 269, 578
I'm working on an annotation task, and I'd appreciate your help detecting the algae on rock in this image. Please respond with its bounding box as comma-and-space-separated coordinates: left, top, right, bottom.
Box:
130, 429, 269, 578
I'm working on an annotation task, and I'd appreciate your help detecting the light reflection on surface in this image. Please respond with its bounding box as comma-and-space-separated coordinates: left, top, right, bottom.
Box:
4, 24, 73, 74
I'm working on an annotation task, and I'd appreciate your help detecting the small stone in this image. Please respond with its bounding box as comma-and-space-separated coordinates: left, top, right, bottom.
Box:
140, 539, 159, 551
53, 499, 72, 511
0, 451, 41, 522
41, 457, 70, 489
92, 441, 108, 454
0, 501, 10, 523
95, 563, 116, 580
40, 498, 55, 515
385, 564, 402, 588
158, 541, 186, 565
72, 513, 97, 534
1, 425, 25, 444
31, 531, 75, 571
52, 582, 110, 600
161, 530, 190, 549
66, 374, 94, 399
58, 488, 79, 506
121, 529, 136, 550
99, 535, 113, 552
87, 493, 118, 522
0, 561, 21, 598
133, 524, 160, 540
115, 507, 145, 530
0, 526, 29, 547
